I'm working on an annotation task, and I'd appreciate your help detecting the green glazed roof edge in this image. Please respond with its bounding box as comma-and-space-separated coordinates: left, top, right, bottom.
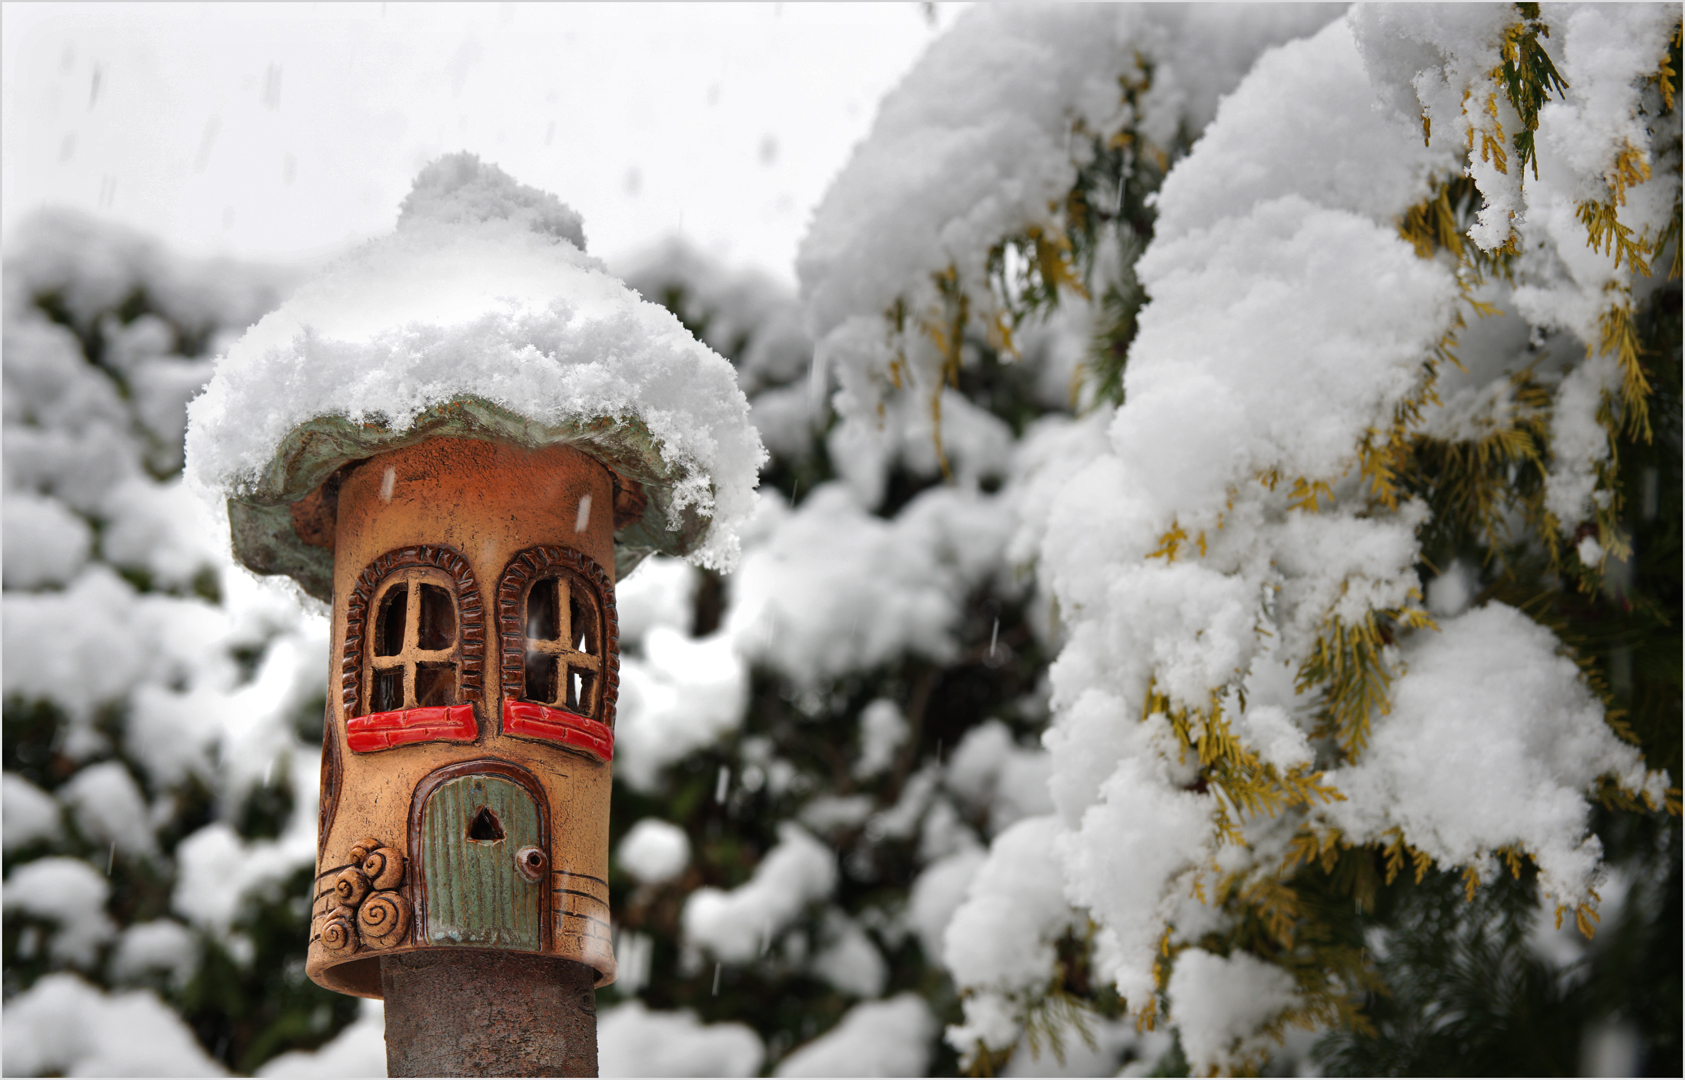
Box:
224, 396, 706, 601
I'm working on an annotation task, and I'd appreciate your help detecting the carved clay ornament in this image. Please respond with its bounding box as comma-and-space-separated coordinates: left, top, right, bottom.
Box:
185, 154, 765, 1004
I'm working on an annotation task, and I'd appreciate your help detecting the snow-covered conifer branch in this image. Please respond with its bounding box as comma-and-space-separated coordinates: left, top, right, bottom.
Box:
805, 5, 1681, 1072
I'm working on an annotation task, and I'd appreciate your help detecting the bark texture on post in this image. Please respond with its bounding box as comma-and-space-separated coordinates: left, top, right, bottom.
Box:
382, 950, 598, 1077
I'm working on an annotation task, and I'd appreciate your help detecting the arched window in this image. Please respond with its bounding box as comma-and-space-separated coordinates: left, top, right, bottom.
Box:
368, 570, 460, 712
342, 545, 485, 753
520, 572, 602, 717
498, 546, 619, 761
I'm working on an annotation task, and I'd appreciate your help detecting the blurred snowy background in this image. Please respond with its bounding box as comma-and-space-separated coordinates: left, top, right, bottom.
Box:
1, 4, 951, 1075
2, 2, 939, 281
3, 3, 1680, 1078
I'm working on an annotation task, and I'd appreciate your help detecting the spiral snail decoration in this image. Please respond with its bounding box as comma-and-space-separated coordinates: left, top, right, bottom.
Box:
358, 890, 411, 947
363, 846, 405, 890
334, 865, 371, 907
321, 836, 411, 954
320, 906, 358, 954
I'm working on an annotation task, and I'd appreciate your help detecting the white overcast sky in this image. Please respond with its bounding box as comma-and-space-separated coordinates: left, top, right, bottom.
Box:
2, 2, 950, 284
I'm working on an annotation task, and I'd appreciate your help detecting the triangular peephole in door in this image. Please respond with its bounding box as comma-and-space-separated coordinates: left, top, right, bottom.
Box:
468, 806, 505, 842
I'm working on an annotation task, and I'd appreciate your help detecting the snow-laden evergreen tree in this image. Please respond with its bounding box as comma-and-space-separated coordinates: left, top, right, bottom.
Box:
0, 213, 381, 1075
795, 2, 1680, 1075
3, 4, 1679, 1078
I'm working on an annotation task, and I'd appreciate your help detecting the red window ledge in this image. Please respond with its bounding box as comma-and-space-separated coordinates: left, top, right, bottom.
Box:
346, 704, 477, 753
503, 700, 614, 763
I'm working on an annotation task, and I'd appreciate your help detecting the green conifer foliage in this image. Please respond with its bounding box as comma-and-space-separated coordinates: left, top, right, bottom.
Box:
835, 6, 1680, 1075
1, 221, 362, 1074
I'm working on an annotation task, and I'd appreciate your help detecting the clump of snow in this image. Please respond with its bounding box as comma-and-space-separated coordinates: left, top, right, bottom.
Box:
683, 823, 836, 963
1426, 559, 1478, 619
3, 772, 62, 851
1, 566, 232, 759
615, 628, 748, 791
1125, 205, 1452, 523
1165, 949, 1301, 1075
927, 8, 1678, 1053
824, 389, 1016, 510
185, 154, 765, 572
617, 818, 692, 885
399, 152, 586, 248
60, 760, 159, 858
854, 699, 910, 779
615, 929, 656, 995
165, 747, 320, 952
1321, 603, 1665, 906
1011, 12, 1494, 1029
799, 793, 875, 835
810, 910, 888, 998
1355, 4, 1677, 272
100, 476, 224, 591
749, 383, 825, 463
257, 1000, 388, 1078
1352, 4, 1678, 543
1003, 413, 1112, 572
1544, 352, 1620, 535
1049, 719, 1213, 1013
598, 1000, 765, 1078
944, 817, 1081, 1056
129, 357, 218, 476
775, 993, 936, 1078
906, 843, 985, 968
1, 206, 368, 1076
726, 484, 1011, 686
2, 209, 286, 352
109, 919, 199, 989
614, 556, 699, 647
1, 491, 91, 589
1, 972, 226, 1077
944, 720, 1054, 837
1349, 4, 1519, 248
3, 856, 117, 967
172, 814, 318, 940
799, 1, 1337, 338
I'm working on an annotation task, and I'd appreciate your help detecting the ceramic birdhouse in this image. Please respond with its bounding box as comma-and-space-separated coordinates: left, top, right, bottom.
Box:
185, 155, 763, 1002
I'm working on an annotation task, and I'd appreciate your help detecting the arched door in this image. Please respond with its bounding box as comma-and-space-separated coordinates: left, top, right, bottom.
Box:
413, 763, 548, 950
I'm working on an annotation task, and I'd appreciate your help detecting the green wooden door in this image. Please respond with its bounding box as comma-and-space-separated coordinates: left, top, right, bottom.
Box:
420, 773, 543, 949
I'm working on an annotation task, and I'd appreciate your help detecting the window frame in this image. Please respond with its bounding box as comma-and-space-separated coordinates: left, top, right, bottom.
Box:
365, 567, 464, 713
516, 572, 604, 717
497, 545, 620, 732
341, 544, 486, 721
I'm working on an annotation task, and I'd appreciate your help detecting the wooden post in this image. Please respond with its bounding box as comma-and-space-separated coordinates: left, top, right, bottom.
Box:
382, 951, 598, 1077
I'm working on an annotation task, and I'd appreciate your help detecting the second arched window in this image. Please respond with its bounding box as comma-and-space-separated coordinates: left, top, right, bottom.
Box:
497, 546, 618, 762
520, 570, 603, 718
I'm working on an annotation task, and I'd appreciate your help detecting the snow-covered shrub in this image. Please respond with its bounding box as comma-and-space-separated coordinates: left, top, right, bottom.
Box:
2, 210, 359, 1073
797, 2, 1679, 1074
4, 6, 1678, 1077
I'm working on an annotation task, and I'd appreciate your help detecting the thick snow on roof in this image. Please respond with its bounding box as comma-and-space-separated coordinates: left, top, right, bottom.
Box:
397, 152, 587, 247
185, 154, 765, 584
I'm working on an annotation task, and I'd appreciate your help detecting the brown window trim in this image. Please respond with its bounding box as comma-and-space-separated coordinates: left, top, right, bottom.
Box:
497, 545, 620, 732
342, 545, 486, 719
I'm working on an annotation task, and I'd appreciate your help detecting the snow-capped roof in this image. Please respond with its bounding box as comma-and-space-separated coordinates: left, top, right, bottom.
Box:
185, 154, 765, 599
